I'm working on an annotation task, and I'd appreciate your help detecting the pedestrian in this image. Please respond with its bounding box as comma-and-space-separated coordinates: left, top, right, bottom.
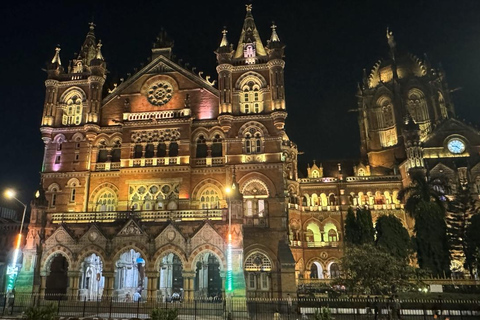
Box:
125, 292, 131, 302
394, 295, 401, 319
366, 295, 373, 318
133, 291, 141, 302
373, 296, 379, 320
287, 293, 293, 315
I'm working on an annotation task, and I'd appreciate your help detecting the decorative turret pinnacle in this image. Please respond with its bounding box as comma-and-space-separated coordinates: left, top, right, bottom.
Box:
96, 40, 104, 60
233, 4, 267, 62
266, 21, 285, 60
215, 27, 234, 64
152, 28, 174, 60
51, 46, 62, 65
77, 22, 97, 66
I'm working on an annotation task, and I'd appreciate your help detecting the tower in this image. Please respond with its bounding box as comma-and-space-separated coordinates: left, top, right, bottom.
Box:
357, 29, 454, 171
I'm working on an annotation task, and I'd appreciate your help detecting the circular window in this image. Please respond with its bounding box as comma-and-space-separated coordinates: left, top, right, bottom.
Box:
147, 81, 173, 106
447, 138, 465, 154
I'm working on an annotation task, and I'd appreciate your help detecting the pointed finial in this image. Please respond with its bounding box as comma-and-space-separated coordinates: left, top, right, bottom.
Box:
89, 21, 96, 31
246, 4, 252, 12
386, 27, 396, 50
51, 45, 62, 65
270, 21, 280, 42
96, 40, 104, 60
220, 27, 229, 47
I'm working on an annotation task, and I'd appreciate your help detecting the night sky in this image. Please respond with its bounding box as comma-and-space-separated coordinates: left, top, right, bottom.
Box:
1, 0, 480, 205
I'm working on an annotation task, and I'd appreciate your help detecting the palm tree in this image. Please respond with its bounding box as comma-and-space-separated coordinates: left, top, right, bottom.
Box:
398, 170, 450, 277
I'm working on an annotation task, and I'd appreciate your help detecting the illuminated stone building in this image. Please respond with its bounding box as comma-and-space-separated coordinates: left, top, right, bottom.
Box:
18, 6, 479, 298
19, 6, 296, 299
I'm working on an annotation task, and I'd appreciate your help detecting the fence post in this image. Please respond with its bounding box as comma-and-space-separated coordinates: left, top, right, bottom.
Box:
137, 299, 140, 318
82, 296, 86, 317
2, 293, 6, 316
109, 295, 113, 319
57, 297, 61, 316
194, 299, 197, 320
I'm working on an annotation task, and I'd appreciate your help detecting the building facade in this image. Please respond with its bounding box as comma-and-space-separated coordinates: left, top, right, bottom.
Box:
17, 6, 480, 298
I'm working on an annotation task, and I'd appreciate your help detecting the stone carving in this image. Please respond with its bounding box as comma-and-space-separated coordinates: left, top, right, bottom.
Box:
147, 81, 173, 106
119, 222, 143, 236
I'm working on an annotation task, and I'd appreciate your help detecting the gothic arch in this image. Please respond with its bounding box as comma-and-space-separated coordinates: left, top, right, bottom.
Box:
208, 128, 225, 140
109, 242, 150, 270
235, 71, 267, 90
152, 244, 188, 272
305, 257, 326, 272
320, 217, 341, 230
89, 183, 119, 206
244, 244, 277, 271
71, 132, 84, 142
75, 245, 107, 271
94, 134, 111, 147
66, 178, 80, 187
188, 244, 226, 271
191, 128, 210, 143
53, 134, 66, 144
238, 121, 269, 138
191, 178, 226, 201
238, 172, 277, 198
59, 87, 86, 102
47, 183, 61, 192
41, 245, 74, 273
302, 217, 322, 230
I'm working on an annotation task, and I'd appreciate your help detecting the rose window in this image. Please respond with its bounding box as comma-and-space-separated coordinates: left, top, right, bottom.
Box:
147, 81, 173, 106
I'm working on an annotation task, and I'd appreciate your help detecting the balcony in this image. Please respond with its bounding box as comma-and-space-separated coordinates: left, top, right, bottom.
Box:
94, 162, 121, 171
50, 209, 224, 224
193, 157, 225, 167
305, 241, 340, 248
128, 156, 184, 168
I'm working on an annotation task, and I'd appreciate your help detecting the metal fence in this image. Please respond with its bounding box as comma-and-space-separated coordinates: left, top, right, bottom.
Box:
1, 294, 479, 319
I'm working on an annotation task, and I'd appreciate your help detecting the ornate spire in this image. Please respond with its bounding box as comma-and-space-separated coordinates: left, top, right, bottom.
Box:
269, 22, 280, 43
51, 46, 62, 65
233, 4, 267, 60
152, 28, 174, 60
220, 27, 229, 47
77, 22, 97, 66
95, 40, 104, 60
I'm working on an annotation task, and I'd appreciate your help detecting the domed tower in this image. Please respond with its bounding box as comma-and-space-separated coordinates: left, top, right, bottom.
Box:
357, 29, 454, 171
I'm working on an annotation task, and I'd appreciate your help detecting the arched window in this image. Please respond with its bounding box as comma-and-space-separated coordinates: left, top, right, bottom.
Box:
62, 91, 83, 126
145, 144, 154, 158
96, 189, 117, 211
244, 129, 263, 154
97, 141, 108, 163
111, 140, 121, 162
329, 262, 340, 278
375, 96, 398, 147
51, 188, 57, 207
243, 179, 269, 226
199, 187, 220, 209
196, 135, 207, 158
244, 252, 272, 292
239, 79, 264, 114
134, 145, 143, 158
211, 134, 223, 157
169, 142, 179, 157
311, 170, 320, 178
408, 89, 429, 123
157, 143, 166, 157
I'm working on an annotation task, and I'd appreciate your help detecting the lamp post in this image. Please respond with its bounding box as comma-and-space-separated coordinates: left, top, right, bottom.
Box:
225, 187, 233, 294
4, 189, 27, 292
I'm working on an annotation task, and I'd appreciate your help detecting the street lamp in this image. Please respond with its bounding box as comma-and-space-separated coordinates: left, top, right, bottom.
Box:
4, 190, 27, 278
225, 187, 233, 294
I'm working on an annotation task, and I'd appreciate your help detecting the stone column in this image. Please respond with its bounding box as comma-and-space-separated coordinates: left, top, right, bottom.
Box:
39, 271, 48, 297
67, 271, 80, 299
182, 271, 195, 301
102, 271, 115, 298
146, 271, 159, 302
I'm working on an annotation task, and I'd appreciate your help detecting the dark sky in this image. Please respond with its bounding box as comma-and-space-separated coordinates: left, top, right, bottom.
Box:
1, 0, 480, 204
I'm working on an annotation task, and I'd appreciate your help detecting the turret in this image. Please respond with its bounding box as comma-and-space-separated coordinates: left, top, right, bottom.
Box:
402, 114, 425, 175
152, 28, 174, 60
216, 28, 234, 132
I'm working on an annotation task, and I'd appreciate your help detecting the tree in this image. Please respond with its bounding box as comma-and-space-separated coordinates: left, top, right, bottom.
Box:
465, 213, 480, 278
399, 171, 450, 277
345, 207, 374, 246
448, 182, 479, 276
335, 244, 418, 295
375, 214, 411, 261
345, 207, 359, 245
356, 208, 375, 245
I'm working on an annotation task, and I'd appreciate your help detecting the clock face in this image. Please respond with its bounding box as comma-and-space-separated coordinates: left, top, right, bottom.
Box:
447, 139, 465, 154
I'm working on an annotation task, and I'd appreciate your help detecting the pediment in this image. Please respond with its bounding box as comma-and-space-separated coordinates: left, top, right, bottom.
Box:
429, 162, 455, 179
103, 54, 218, 105
45, 225, 75, 247
190, 222, 224, 250
155, 223, 186, 248
117, 219, 146, 237
423, 119, 480, 148
79, 224, 107, 245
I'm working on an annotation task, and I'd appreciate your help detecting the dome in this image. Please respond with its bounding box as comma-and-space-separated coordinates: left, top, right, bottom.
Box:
368, 52, 427, 88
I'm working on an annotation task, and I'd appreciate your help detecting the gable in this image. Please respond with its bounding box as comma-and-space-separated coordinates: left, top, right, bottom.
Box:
117, 219, 146, 237
190, 222, 224, 250
78, 224, 107, 246
45, 226, 75, 248
422, 118, 480, 148
155, 223, 186, 248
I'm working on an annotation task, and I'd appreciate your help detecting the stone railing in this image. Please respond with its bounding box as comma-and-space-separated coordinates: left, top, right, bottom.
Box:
123, 109, 191, 121
128, 156, 184, 168
50, 209, 224, 224
193, 157, 225, 167
95, 162, 121, 171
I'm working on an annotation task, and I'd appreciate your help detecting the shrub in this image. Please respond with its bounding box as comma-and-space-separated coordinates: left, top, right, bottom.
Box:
23, 304, 57, 320
151, 307, 178, 320
314, 306, 334, 320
